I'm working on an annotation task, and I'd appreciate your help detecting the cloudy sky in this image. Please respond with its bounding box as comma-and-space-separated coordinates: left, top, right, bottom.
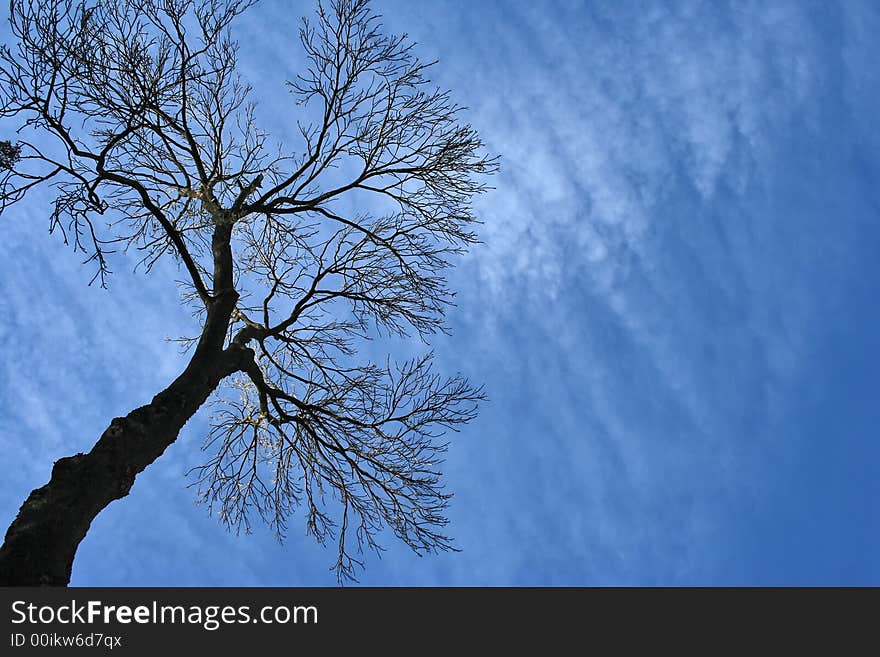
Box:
1, 0, 879, 585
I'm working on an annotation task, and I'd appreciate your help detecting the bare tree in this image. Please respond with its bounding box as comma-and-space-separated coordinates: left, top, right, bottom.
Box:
0, 0, 496, 585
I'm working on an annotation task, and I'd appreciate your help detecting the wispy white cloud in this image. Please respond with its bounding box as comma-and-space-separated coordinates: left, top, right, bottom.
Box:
370, 0, 871, 583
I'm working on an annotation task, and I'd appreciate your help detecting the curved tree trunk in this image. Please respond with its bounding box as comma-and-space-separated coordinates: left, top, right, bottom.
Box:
0, 286, 250, 586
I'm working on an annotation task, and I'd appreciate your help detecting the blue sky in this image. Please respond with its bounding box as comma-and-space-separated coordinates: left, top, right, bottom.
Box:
1, 0, 879, 585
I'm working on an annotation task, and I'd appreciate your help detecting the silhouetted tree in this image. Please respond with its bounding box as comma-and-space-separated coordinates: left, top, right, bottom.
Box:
0, 139, 20, 170
0, 0, 496, 585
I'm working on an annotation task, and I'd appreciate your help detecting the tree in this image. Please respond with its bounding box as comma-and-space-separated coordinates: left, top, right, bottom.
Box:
0, 139, 21, 170
0, 0, 496, 586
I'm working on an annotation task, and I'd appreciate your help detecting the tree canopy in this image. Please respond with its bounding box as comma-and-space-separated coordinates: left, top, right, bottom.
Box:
0, 0, 496, 583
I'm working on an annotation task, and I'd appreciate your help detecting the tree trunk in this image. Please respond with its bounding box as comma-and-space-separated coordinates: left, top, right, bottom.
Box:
0, 289, 251, 586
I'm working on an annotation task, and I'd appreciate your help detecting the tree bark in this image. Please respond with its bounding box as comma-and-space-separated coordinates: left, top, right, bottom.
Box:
0, 290, 250, 586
